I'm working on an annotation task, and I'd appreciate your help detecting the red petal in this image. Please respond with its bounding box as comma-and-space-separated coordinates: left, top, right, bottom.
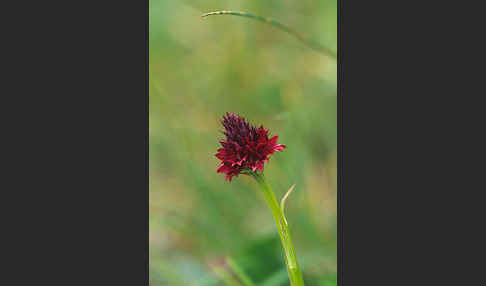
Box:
255, 161, 264, 171
217, 165, 232, 173
273, 144, 286, 152
268, 136, 279, 144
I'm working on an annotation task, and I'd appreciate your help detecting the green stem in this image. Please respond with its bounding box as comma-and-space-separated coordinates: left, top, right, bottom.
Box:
251, 172, 305, 286
226, 257, 256, 286
201, 10, 336, 59
213, 265, 242, 286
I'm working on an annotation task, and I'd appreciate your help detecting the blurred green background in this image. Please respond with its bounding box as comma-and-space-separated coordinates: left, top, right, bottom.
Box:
150, 1, 337, 285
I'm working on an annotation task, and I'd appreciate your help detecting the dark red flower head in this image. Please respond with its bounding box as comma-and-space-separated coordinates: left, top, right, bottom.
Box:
216, 112, 286, 181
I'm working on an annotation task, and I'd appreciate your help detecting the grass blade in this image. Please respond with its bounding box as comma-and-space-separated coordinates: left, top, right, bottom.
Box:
201, 10, 336, 59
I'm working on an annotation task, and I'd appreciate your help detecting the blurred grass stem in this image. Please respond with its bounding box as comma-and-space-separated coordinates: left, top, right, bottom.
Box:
226, 257, 256, 286
201, 10, 336, 59
251, 172, 305, 286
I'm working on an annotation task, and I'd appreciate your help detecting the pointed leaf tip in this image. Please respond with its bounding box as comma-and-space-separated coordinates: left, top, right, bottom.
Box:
280, 184, 296, 225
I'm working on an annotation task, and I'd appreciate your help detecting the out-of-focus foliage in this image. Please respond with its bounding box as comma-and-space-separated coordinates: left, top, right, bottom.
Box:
150, 0, 337, 285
